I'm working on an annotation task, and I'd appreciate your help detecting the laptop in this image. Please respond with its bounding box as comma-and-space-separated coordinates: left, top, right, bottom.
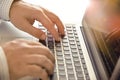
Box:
0, 1, 120, 80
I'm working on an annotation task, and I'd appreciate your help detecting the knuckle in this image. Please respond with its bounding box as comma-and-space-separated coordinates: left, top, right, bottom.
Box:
44, 47, 51, 54
41, 55, 48, 63
53, 15, 60, 22
34, 8, 44, 16
31, 28, 44, 39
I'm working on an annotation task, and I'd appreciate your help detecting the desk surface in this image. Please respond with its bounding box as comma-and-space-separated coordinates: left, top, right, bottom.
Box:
24, 0, 90, 25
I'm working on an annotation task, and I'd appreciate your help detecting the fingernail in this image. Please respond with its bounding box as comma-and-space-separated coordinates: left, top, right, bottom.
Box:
55, 37, 61, 43
59, 33, 65, 38
57, 37, 61, 41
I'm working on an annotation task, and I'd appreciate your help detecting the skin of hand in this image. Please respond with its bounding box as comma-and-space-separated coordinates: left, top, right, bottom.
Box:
1, 39, 55, 80
9, 0, 65, 41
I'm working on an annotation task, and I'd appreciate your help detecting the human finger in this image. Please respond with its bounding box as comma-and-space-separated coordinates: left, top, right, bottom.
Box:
41, 7, 65, 36
27, 65, 49, 80
26, 55, 54, 75
8, 39, 55, 63
34, 9, 60, 41
14, 39, 43, 46
27, 45, 55, 63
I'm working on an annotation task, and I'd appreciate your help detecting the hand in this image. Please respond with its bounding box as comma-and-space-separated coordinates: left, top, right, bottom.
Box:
9, 0, 65, 41
1, 39, 55, 80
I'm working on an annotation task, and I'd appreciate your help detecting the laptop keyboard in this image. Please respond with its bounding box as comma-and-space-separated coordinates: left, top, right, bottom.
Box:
39, 24, 90, 80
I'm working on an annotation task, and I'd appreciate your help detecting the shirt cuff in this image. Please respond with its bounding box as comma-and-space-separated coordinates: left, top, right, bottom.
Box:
0, 0, 14, 20
0, 46, 10, 80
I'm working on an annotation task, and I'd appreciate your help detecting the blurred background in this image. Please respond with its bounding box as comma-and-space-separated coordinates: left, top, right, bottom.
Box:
24, 0, 90, 24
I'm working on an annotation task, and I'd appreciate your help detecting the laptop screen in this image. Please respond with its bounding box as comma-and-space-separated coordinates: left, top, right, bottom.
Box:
82, 0, 120, 79
91, 27, 120, 78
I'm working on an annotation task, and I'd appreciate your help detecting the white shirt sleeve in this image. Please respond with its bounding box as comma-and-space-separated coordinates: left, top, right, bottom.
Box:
0, 47, 10, 80
0, 0, 14, 20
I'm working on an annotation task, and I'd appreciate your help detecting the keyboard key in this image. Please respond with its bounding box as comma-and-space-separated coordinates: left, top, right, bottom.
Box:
84, 69, 89, 75
63, 43, 69, 47
80, 54, 84, 59
70, 44, 76, 49
81, 59, 86, 64
73, 31, 77, 34
77, 77, 84, 80
75, 35, 79, 38
79, 49, 83, 54
48, 36, 53, 41
56, 52, 63, 56
68, 74, 75, 80
64, 54, 71, 59
68, 37, 74, 41
64, 51, 70, 54
58, 66, 65, 71
56, 47, 62, 52
77, 45, 82, 50
65, 59, 72, 63
74, 62, 81, 67
77, 72, 84, 78
66, 25, 72, 28
69, 41, 75, 45
66, 64, 73, 69
68, 35, 74, 38
57, 56, 64, 60
58, 64, 64, 69
66, 60, 72, 65
63, 47, 69, 51
72, 52, 78, 57
86, 75, 90, 80
62, 39, 68, 43
67, 68, 74, 74
82, 64, 87, 69
75, 66, 82, 72
75, 38, 79, 42
71, 49, 78, 53
57, 60, 64, 65
73, 57, 80, 62
48, 42, 54, 49
59, 70, 66, 76
59, 75, 67, 80
55, 43, 61, 47
67, 30, 73, 34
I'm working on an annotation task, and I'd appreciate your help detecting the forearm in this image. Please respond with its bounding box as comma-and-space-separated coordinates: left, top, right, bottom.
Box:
0, 0, 14, 20
0, 46, 10, 80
